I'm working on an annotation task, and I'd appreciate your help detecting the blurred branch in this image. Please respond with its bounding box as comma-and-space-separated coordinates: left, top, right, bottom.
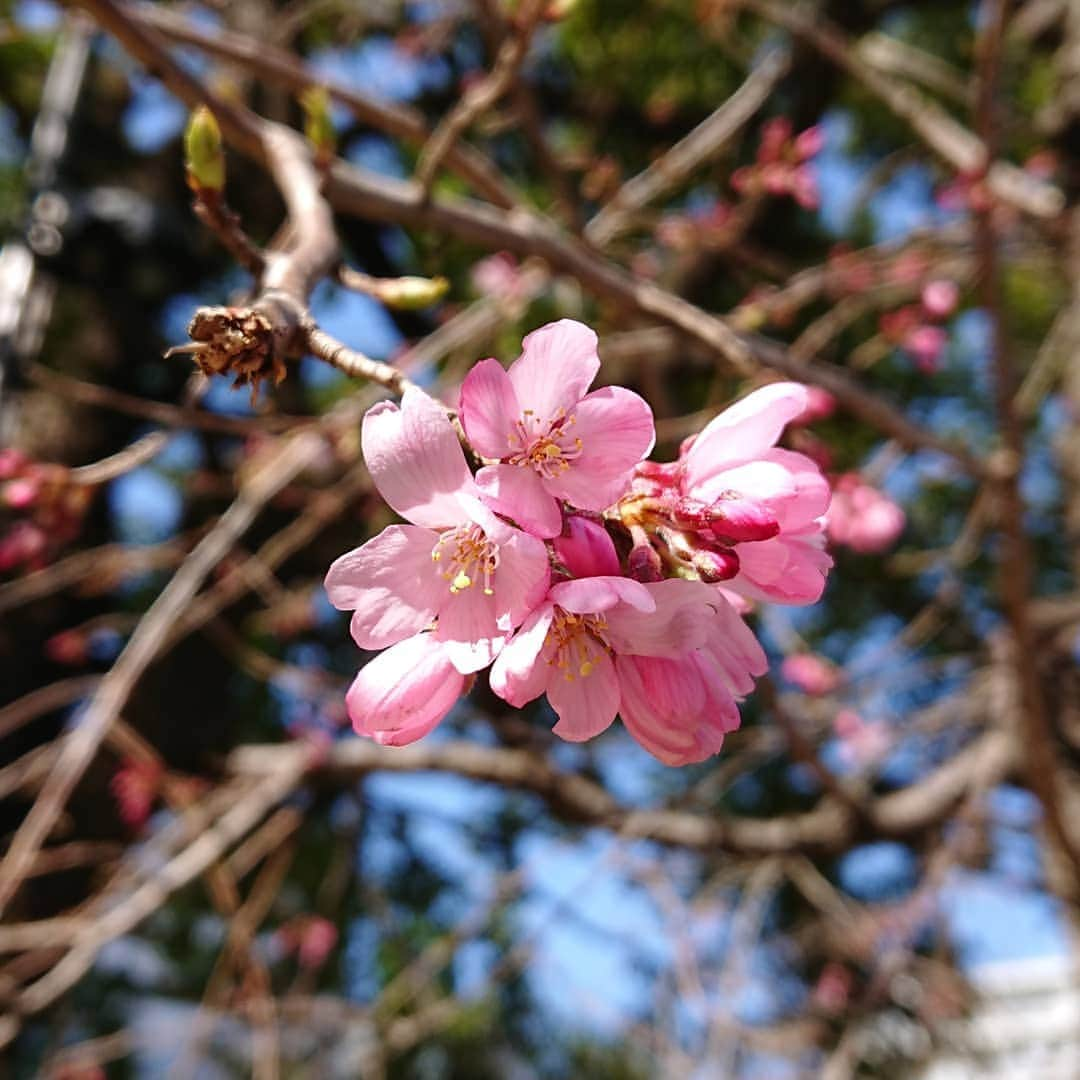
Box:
586, 48, 791, 247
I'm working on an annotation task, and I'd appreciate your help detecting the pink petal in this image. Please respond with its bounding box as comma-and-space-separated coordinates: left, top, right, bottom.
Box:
507, 319, 600, 420
324, 525, 443, 649
489, 528, 551, 629
549, 649, 619, 742
545, 386, 655, 511
617, 654, 738, 765
362, 388, 473, 529
489, 603, 555, 707
550, 575, 655, 614
476, 463, 563, 538
683, 382, 809, 489
732, 530, 832, 605
552, 517, 620, 577
459, 358, 522, 459
434, 587, 504, 673
700, 594, 768, 694
347, 633, 465, 745
604, 578, 711, 657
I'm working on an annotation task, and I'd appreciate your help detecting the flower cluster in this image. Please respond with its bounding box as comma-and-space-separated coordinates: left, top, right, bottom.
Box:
0, 449, 91, 574
325, 321, 832, 765
731, 118, 822, 210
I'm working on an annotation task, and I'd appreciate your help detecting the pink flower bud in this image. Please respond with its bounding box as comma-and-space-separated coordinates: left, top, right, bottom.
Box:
46, 629, 87, 666
705, 494, 780, 544
692, 547, 740, 582
628, 542, 664, 583
780, 653, 840, 695
920, 279, 960, 320
3, 477, 40, 509
790, 386, 837, 426
790, 165, 819, 209
903, 325, 948, 373
553, 516, 620, 578
794, 125, 824, 159
298, 916, 338, 969
0, 448, 28, 480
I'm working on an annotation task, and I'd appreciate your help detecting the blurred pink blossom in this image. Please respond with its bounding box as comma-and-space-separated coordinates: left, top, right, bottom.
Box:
826, 474, 905, 554
781, 653, 841, 696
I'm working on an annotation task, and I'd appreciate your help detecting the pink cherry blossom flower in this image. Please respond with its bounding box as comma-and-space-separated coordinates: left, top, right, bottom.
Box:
675, 383, 833, 605
346, 632, 467, 745
471, 251, 524, 300
920, 279, 960, 320
111, 758, 163, 831
826, 473, 905, 554
491, 568, 767, 764
780, 652, 841, 696
325, 387, 550, 673
459, 320, 655, 537
903, 324, 948, 373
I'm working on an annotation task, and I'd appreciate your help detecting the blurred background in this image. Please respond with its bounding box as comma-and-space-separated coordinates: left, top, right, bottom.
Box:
3, 0, 1080, 1076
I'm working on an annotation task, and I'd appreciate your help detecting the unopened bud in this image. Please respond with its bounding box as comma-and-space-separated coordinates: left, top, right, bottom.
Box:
184, 106, 225, 192
692, 548, 740, 583
628, 542, 663, 583
3, 477, 40, 510
372, 275, 450, 310
706, 495, 780, 544
553, 516, 620, 577
300, 86, 335, 164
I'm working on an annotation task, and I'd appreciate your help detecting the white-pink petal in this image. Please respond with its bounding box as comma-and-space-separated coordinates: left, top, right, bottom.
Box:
489, 603, 555, 707
347, 633, 464, 745
459, 358, 522, 459
361, 388, 474, 529
550, 575, 655, 615
683, 382, 809, 490
324, 525, 442, 649
507, 319, 600, 421
545, 386, 655, 511
549, 649, 620, 742
476, 463, 563, 538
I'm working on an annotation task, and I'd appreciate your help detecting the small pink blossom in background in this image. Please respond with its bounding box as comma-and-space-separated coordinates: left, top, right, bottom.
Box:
826, 244, 876, 297
781, 653, 841, 696
276, 915, 338, 970
826, 473, 905, 554
325, 386, 550, 675
471, 251, 525, 300
789, 385, 837, 427
920, 279, 960, 320
46, 629, 87, 666
111, 758, 163, 831
903, 324, 948, 373
656, 200, 734, 252
812, 963, 853, 1013
460, 319, 655, 537
833, 709, 891, 767
731, 118, 821, 210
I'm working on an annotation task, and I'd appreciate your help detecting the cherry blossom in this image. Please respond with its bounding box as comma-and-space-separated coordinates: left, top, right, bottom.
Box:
826, 473, 905, 554
630, 382, 833, 605
459, 320, 655, 537
325, 387, 549, 673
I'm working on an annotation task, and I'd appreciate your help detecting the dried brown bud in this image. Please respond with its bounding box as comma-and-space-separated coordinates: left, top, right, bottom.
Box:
169, 306, 285, 402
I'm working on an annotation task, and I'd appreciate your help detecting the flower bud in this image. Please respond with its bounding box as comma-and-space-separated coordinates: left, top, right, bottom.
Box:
184, 106, 225, 193
692, 547, 740, 582
300, 85, 335, 164
705, 495, 780, 544
553, 516, 620, 577
628, 541, 663, 583
371, 275, 450, 310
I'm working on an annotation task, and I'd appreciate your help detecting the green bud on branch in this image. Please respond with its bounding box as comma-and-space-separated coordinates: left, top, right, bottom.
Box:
184, 106, 226, 193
